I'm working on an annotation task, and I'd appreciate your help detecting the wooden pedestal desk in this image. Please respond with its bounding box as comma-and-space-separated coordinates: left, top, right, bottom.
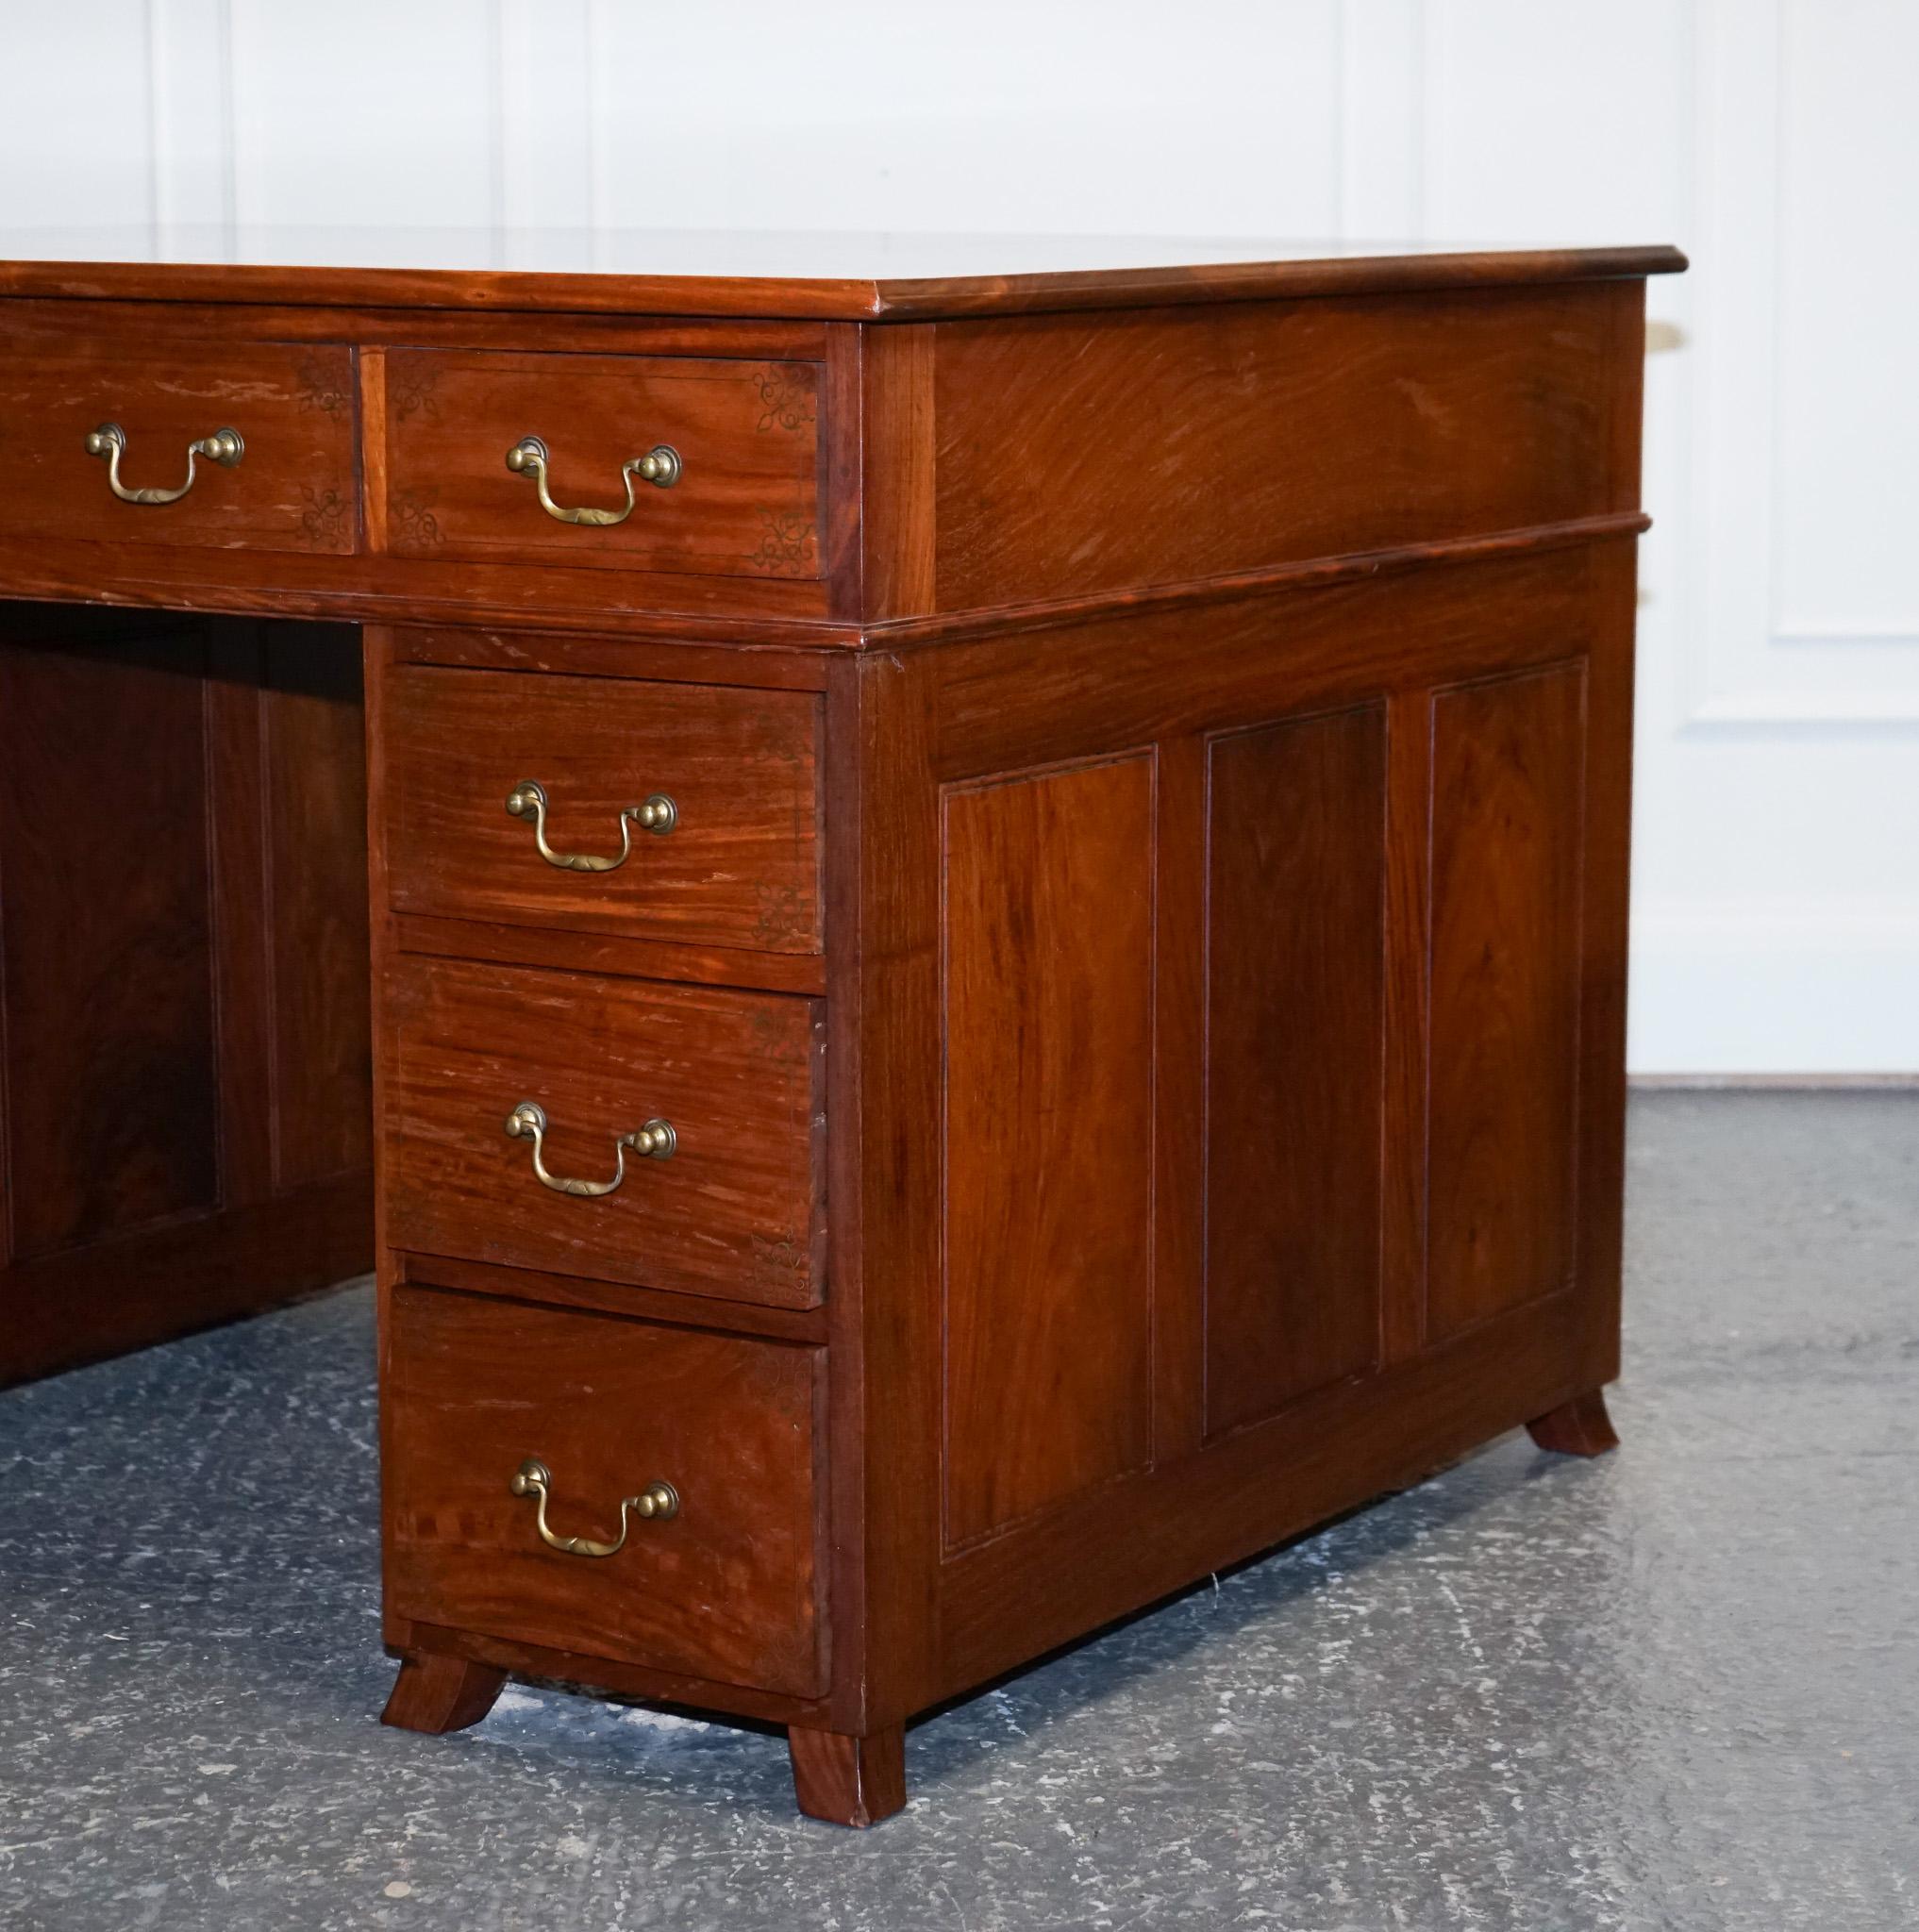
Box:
0, 236, 1684, 1824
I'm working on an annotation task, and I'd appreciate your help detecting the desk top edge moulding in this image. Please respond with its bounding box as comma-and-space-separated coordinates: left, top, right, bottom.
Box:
0, 235, 1685, 1826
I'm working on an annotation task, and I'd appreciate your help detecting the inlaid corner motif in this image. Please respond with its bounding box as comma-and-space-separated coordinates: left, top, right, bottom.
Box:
751, 1231, 809, 1292
754, 880, 806, 944
293, 484, 351, 549
391, 487, 444, 547
295, 357, 350, 418
391, 367, 441, 423
746, 510, 816, 577
752, 365, 817, 435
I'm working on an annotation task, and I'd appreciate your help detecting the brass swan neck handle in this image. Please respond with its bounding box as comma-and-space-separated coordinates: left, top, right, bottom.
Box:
85, 421, 243, 504
503, 1100, 676, 1198
504, 434, 680, 525
505, 779, 677, 872
509, 1457, 679, 1558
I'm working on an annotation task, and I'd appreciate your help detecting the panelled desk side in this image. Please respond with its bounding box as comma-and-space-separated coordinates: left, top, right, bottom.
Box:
0, 243, 1682, 1825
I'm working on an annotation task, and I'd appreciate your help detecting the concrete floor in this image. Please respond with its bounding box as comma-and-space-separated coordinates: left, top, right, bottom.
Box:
1, 1091, 1914, 1930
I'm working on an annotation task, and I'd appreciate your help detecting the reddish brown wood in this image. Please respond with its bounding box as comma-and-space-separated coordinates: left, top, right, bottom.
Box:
941, 755, 1156, 1548
1527, 1387, 1621, 1457
392, 914, 827, 998
383, 663, 822, 952
0, 625, 220, 1254
0, 243, 1686, 321
0, 341, 357, 555
1202, 705, 1388, 1437
1426, 663, 1586, 1341
404, 1253, 829, 1344
385, 1617, 830, 1729
380, 1651, 507, 1734
927, 286, 1635, 613
263, 627, 375, 1189
386, 957, 823, 1307
380, 350, 821, 579
0, 244, 1679, 1823
384, 1283, 824, 1697
0, 607, 371, 1386
788, 1724, 907, 1828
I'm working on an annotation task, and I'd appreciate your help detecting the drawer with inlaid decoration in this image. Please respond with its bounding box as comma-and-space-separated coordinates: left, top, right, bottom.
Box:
383, 662, 822, 955
379, 349, 821, 579
0, 340, 358, 555
386, 956, 825, 1309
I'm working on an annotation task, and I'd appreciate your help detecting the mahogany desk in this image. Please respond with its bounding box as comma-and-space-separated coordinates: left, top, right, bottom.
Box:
0, 235, 1684, 1824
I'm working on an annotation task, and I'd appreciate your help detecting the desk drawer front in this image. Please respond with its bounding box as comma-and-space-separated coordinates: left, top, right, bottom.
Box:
389, 958, 824, 1307
0, 342, 357, 555
386, 1283, 823, 1697
386, 665, 822, 953
381, 351, 821, 579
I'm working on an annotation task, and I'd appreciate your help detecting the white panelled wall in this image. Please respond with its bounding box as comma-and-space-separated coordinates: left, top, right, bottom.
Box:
2, 1, 1914, 1073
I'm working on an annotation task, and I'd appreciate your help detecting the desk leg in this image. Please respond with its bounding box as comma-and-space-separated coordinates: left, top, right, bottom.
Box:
1527, 1388, 1620, 1457
787, 1724, 908, 1827
380, 1653, 508, 1735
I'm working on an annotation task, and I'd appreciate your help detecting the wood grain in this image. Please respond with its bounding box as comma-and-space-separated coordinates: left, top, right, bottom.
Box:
0, 244, 1687, 321
380, 1652, 505, 1734
932, 286, 1631, 610
0, 252, 1672, 1824
941, 754, 1157, 1548
0, 341, 357, 555
262, 627, 373, 1189
381, 350, 821, 579
384, 1283, 824, 1697
384, 664, 821, 953
1202, 705, 1387, 1438
1426, 662, 1587, 1340
788, 1724, 907, 1828
387, 957, 824, 1307
0, 608, 371, 1385
0, 627, 220, 1255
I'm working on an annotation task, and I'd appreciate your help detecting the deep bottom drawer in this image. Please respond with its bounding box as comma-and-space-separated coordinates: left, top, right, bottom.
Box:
384, 1283, 824, 1698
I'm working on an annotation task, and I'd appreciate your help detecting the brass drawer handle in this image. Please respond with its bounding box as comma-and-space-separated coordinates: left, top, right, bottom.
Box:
505, 779, 676, 871
504, 1099, 676, 1198
504, 434, 680, 525
85, 421, 243, 505
510, 1457, 679, 1558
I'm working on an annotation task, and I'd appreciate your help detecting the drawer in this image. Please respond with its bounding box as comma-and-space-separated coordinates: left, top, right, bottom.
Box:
381, 350, 821, 579
385, 664, 822, 954
0, 340, 357, 554
385, 1284, 823, 1697
388, 958, 824, 1307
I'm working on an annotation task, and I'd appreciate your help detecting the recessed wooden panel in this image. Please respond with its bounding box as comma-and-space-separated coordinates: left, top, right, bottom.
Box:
0, 634, 218, 1255
1427, 662, 1587, 1339
0, 342, 357, 556
386, 1283, 822, 1696
1203, 706, 1387, 1438
385, 663, 821, 953
941, 754, 1156, 1548
382, 351, 821, 579
388, 958, 823, 1307
932, 285, 1627, 610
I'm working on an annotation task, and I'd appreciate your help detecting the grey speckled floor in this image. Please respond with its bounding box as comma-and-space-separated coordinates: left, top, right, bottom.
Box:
2, 1092, 1916, 1931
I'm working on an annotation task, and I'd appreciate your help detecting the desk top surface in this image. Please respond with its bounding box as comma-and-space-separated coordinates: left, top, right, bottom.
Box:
0, 228, 1685, 321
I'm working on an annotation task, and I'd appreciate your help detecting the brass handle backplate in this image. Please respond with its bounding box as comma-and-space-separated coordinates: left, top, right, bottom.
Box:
503, 1099, 676, 1198
85, 421, 243, 505
504, 434, 680, 525
509, 1457, 678, 1558
505, 779, 676, 871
